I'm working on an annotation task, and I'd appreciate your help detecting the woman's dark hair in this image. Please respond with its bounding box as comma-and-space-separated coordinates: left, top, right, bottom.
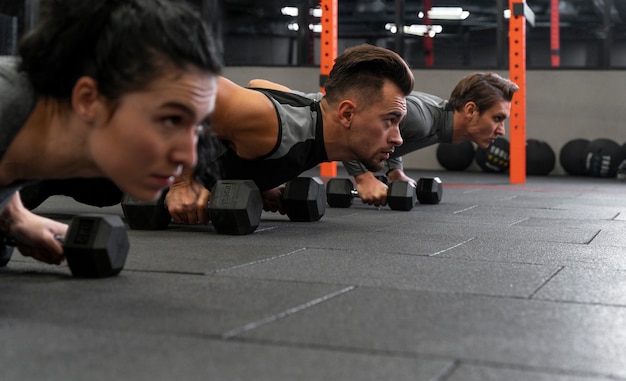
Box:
17, 0, 223, 101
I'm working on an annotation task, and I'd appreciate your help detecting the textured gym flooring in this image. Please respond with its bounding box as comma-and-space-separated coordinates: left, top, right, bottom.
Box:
2, 167, 626, 381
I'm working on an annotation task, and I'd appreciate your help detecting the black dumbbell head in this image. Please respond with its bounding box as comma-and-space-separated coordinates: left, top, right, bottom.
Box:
121, 191, 171, 230
416, 177, 443, 204
326, 178, 355, 208
64, 214, 129, 278
209, 180, 262, 235
387, 181, 417, 211
283, 177, 326, 222
0, 241, 13, 267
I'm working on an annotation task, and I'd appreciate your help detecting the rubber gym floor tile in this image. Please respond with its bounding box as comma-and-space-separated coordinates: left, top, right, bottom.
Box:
435, 238, 626, 270
514, 216, 626, 229
219, 224, 478, 256
238, 287, 626, 379
454, 192, 583, 207
0, 320, 452, 381
445, 364, 617, 381
124, 230, 308, 274
586, 228, 626, 247
0, 269, 349, 337
215, 247, 560, 298
376, 217, 601, 245
532, 266, 626, 306
446, 203, 622, 222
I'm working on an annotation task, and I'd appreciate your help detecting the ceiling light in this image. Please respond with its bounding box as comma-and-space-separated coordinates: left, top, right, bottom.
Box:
418, 7, 470, 20
385, 23, 443, 37
281, 6, 322, 18
287, 22, 321, 33
281, 7, 298, 17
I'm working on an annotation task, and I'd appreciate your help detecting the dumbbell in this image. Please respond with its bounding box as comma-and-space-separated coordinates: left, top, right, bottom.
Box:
121, 191, 171, 230
208, 180, 262, 235
0, 214, 129, 278
282, 177, 326, 222
122, 180, 263, 235
326, 177, 443, 211
122, 177, 326, 231
205, 177, 326, 225
415, 177, 443, 204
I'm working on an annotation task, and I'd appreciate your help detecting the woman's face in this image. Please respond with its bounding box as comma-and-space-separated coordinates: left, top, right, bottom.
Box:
90, 66, 217, 201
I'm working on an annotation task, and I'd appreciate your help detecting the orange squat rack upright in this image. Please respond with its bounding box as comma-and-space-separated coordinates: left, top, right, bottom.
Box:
508, 0, 534, 184
318, 0, 337, 178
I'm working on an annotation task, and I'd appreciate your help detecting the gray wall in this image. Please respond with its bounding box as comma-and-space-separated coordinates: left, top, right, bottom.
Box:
223, 66, 626, 176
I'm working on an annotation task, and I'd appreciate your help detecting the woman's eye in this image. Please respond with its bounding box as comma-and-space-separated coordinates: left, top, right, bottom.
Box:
164, 116, 180, 126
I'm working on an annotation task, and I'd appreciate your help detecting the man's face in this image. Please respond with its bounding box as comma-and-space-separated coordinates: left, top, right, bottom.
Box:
349, 81, 407, 172
467, 100, 511, 149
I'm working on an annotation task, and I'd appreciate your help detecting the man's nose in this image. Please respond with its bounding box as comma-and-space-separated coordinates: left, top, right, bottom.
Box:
390, 125, 403, 147
496, 122, 506, 136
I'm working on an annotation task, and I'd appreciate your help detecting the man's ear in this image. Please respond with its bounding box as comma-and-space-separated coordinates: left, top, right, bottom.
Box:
464, 101, 477, 119
71, 76, 101, 123
337, 100, 355, 128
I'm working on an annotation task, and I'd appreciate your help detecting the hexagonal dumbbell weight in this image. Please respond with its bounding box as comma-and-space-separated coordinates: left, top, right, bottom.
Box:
208, 179, 262, 235
282, 177, 326, 222
387, 181, 418, 211
0, 239, 13, 267
416, 177, 443, 204
121, 180, 263, 235
326, 178, 416, 211
64, 214, 129, 278
0, 214, 129, 278
121, 191, 170, 230
325, 178, 356, 208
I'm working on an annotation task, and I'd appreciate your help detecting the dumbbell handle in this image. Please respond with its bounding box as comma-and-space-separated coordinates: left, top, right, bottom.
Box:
3, 233, 66, 246
350, 188, 390, 199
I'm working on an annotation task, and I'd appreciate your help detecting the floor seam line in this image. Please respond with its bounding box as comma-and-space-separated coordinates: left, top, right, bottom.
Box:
221, 285, 357, 339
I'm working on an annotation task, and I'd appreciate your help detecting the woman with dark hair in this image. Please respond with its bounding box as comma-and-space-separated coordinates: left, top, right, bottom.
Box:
0, 0, 222, 265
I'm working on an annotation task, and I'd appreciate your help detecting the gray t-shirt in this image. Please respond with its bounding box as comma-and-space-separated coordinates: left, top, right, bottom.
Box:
0, 56, 39, 211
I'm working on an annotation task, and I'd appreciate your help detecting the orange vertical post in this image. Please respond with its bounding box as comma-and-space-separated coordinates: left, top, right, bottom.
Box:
319, 0, 338, 178
424, 0, 434, 66
508, 1, 529, 184
550, 0, 560, 67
